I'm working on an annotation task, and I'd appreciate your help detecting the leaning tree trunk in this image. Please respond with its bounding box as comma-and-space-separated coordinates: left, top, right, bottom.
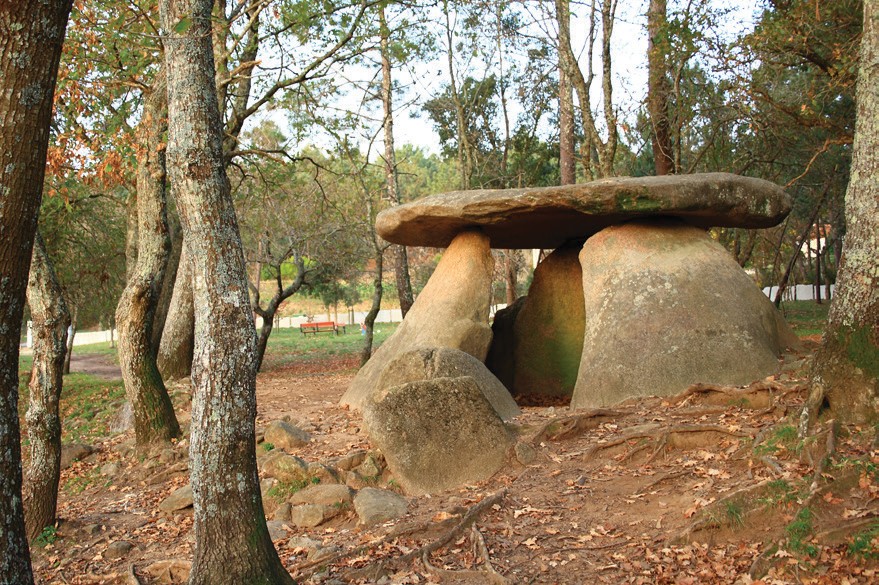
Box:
159, 1, 294, 582
157, 243, 195, 380
808, 0, 879, 424
361, 250, 384, 367
0, 2, 72, 581
23, 232, 70, 541
115, 73, 181, 448
63, 304, 77, 375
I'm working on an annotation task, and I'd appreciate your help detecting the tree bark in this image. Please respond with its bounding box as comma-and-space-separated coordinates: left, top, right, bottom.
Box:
63, 305, 77, 375
647, 0, 674, 176
157, 244, 195, 380
253, 254, 307, 371
159, 1, 294, 582
442, 0, 474, 189
361, 249, 384, 367
559, 60, 576, 184
809, 0, 879, 424
115, 73, 181, 448
23, 232, 70, 541
380, 5, 414, 318
0, 1, 71, 581
152, 201, 183, 353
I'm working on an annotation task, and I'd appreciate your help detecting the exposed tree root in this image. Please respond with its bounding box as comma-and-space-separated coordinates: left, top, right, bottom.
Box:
585, 424, 753, 462
668, 380, 793, 411
294, 490, 507, 582
531, 409, 625, 442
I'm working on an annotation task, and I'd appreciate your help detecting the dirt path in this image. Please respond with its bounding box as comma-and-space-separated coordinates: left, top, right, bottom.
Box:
69, 352, 122, 380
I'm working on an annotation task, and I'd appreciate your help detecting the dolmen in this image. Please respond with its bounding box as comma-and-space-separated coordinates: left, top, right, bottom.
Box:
342, 172, 798, 494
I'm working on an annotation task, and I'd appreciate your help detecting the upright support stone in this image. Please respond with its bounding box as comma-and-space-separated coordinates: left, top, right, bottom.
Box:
341, 230, 494, 409
571, 219, 798, 409
511, 244, 585, 398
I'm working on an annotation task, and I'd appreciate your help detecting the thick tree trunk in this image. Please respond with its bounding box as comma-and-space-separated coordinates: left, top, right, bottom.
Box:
159, 1, 294, 582
809, 0, 879, 424
125, 191, 139, 281
647, 0, 674, 176
504, 251, 519, 305
0, 2, 71, 581
380, 6, 414, 318
23, 232, 70, 541
559, 65, 576, 184
116, 73, 181, 448
157, 244, 195, 380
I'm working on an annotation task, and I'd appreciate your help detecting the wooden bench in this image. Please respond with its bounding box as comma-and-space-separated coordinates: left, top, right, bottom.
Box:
299, 321, 346, 335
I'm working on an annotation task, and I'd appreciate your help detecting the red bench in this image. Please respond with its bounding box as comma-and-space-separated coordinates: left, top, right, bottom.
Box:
299, 321, 346, 335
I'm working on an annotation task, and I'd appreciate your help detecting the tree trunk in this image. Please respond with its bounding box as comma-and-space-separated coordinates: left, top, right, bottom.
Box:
443, 0, 474, 189
361, 251, 384, 367
380, 5, 414, 318
503, 250, 519, 305
808, 0, 879, 424
559, 59, 576, 184
159, 1, 294, 582
647, 0, 674, 176
774, 185, 830, 307
63, 305, 77, 375
125, 190, 139, 281
0, 2, 71, 581
23, 232, 70, 542
152, 204, 183, 353
157, 244, 195, 380
115, 73, 181, 448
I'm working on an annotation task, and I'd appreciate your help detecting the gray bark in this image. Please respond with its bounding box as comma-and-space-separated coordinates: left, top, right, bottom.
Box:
159, 0, 294, 582
157, 243, 195, 380
115, 73, 181, 448
24, 232, 70, 541
0, 1, 72, 581
152, 206, 183, 353
647, 0, 674, 176
809, 0, 879, 424
379, 5, 414, 318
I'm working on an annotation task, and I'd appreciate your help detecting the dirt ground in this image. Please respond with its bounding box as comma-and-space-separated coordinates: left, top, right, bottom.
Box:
30, 345, 879, 584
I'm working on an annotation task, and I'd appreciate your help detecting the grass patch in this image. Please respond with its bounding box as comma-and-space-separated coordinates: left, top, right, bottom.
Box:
260, 323, 398, 371
781, 300, 830, 337
266, 476, 321, 499
848, 522, 879, 560
754, 425, 800, 456
32, 525, 59, 548
759, 479, 800, 507
786, 507, 818, 556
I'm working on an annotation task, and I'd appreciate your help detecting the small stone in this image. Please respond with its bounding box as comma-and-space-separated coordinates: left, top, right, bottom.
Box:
100, 462, 121, 477
265, 520, 289, 542
83, 524, 101, 535
264, 420, 310, 450
514, 442, 537, 465
353, 488, 408, 526
354, 454, 383, 480
288, 536, 321, 554
60, 443, 94, 469
289, 484, 353, 507
334, 450, 367, 471
345, 471, 369, 490
260, 451, 310, 484
289, 504, 328, 528
159, 485, 193, 512
307, 462, 341, 484
272, 502, 292, 522
105, 540, 133, 559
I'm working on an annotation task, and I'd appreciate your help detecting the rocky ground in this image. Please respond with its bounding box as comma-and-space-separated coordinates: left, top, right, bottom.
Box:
30, 342, 879, 584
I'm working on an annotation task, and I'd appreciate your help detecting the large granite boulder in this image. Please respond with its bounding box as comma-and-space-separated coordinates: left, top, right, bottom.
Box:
376, 173, 791, 249
571, 219, 799, 408
511, 244, 585, 398
341, 230, 494, 409
376, 347, 520, 420
362, 376, 514, 495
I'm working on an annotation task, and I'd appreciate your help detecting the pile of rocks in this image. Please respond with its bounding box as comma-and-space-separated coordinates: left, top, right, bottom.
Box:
340, 172, 797, 494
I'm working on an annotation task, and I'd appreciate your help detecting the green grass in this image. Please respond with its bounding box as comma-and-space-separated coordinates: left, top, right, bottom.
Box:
780, 300, 830, 337
848, 522, 879, 560
260, 323, 398, 371
786, 507, 818, 557
754, 424, 800, 456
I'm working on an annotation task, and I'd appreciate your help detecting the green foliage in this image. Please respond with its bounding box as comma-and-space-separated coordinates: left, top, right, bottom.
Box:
259, 323, 398, 372
786, 507, 818, 556
759, 479, 800, 507
32, 525, 58, 548
267, 476, 321, 500
754, 425, 801, 456
781, 301, 831, 337
847, 522, 879, 560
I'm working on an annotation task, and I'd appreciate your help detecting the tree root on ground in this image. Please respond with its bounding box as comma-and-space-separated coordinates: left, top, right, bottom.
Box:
673, 479, 775, 544
531, 409, 626, 442
668, 380, 799, 411
293, 490, 507, 582
585, 424, 753, 462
